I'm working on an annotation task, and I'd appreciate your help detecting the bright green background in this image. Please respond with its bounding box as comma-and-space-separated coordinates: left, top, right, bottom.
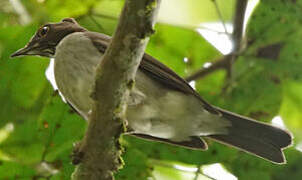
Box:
1, 0, 302, 179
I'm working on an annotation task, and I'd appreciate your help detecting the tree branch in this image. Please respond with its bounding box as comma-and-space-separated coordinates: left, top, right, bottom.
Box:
185, 55, 232, 82
232, 0, 248, 52
185, 0, 248, 82
225, 0, 248, 79
71, 0, 161, 179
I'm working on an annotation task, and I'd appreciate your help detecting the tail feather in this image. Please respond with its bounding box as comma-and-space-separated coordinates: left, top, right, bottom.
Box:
208, 108, 293, 164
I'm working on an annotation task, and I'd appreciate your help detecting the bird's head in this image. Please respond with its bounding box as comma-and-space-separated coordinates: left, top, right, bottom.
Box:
11, 18, 86, 58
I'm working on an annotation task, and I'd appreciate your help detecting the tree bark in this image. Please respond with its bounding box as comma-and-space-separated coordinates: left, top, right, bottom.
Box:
71, 0, 161, 179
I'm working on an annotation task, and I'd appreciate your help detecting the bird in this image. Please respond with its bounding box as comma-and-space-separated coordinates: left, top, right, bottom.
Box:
11, 18, 292, 164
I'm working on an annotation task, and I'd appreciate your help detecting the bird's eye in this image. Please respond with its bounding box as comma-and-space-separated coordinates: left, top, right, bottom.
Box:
39, 26, 49, 37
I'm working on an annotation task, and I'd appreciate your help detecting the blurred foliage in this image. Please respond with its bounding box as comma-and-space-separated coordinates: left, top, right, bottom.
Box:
1, 0, 302, 179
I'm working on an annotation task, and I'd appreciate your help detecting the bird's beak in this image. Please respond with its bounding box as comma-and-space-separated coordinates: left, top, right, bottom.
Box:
10, 45, 33, 58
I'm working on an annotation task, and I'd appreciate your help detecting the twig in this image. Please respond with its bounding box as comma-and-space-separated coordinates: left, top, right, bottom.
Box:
75, 7, 117, 24
185, 0, 248, 82
193, 164, 216, 180
211, 0, 228, 33
185, 55, 232, 82
92, 13, 118, 20
199, 25, 232, 34
195, 173, 216, 180
232, 0, 248, 52
224, 0, 248, 87
88, 14, 105, 32
149, 160, 216, 180
71, 0, 161, 179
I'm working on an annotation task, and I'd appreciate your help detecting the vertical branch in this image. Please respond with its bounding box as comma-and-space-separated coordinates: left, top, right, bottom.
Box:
71, 0, 161, 179
232, 0, 248, 53
185, 0, 248, 82
225, 0, 248, 80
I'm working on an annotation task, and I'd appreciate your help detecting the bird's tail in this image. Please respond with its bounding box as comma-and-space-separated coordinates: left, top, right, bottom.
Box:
208, 108, 293, 164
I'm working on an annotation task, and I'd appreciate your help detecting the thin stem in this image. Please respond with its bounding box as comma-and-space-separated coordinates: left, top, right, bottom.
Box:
232, 0, 248, 53
92, 13, 118, 20
222, 0, 248, 91
185, 0, 248, 82
211, 0, 228, 33
185, 55, 232, 82
89, 14, 105, 32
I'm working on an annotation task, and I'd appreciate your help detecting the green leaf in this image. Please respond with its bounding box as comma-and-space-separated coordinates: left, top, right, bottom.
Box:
158, 0, 236, 27
116, 146, 153, 180
280, 81, 302, 141
147, 24, 220, 77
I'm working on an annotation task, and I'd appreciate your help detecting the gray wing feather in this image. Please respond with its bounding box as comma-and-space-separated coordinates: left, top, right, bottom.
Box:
85, 31, 220, 115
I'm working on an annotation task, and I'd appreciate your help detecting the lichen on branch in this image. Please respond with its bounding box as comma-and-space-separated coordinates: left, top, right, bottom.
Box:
71, 0, 161, 179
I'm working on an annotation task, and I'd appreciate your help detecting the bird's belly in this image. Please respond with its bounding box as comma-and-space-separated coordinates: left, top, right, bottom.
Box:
126, 71, 229, 141
54, 58, 228, 141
